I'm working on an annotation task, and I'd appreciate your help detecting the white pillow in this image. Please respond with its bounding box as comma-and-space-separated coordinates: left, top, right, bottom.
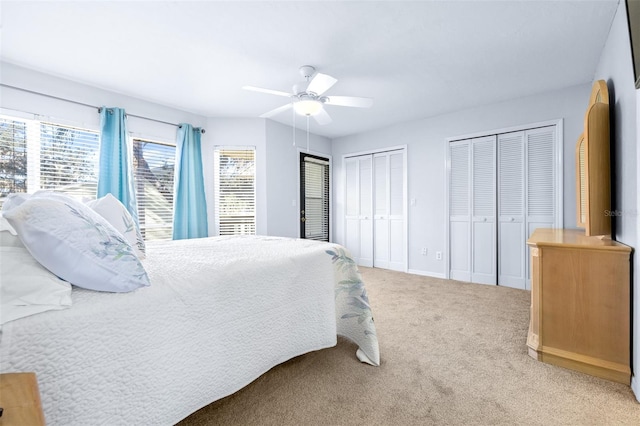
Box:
0, 246, 72, 325
3, 192, 150, 293
86, 193, 146, 259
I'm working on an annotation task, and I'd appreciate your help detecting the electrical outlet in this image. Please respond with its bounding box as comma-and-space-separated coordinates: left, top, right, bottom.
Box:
436, 251, 442, 260
421, 247, 427, 255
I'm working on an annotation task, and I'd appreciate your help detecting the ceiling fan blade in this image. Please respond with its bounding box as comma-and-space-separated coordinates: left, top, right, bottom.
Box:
313, 108, 332, 125
307, 73, 337, 96
260, 103, 292, 118
243, 86, 292, 98
324, 96, 373, 108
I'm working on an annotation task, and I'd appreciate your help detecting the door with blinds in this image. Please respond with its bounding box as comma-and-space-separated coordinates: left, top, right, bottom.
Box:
449, 125, 559, 289
300, 153, 330, 242
345, 149, 405, 271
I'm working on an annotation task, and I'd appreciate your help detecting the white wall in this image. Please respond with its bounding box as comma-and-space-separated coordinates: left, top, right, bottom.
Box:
265, 120, 331, 238
593, 0, 639, 401
331, 83, 590, 277
0, 62, 207, 144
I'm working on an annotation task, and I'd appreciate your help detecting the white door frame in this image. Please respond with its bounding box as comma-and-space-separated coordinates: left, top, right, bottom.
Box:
444, 119, 563, 281
342, 144, 408, 272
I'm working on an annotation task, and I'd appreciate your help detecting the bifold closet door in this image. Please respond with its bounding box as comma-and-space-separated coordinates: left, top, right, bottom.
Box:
373, 151, 405, 271
449, 136, 497, 285
498, 131, 526, 289
449, 140, 471, 281
345, 155, 374, 267
497, 126, 556, 290
470, 136, 497, 285
345, 150, 405, 270
525, 126, 557, 289
449, 125, 557, 288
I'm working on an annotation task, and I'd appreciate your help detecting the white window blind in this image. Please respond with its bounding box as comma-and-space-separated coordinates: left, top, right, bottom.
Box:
301, 155, 329, 241
214, 148, 256, 235
133, 139, 175, 241
0, 114, 175, 242
0, 115, 99, 205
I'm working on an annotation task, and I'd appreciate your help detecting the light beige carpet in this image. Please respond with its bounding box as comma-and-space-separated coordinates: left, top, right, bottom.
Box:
178, 267, 640, 425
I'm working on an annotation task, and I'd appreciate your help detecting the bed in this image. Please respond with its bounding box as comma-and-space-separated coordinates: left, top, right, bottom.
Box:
0, 200, 379, 425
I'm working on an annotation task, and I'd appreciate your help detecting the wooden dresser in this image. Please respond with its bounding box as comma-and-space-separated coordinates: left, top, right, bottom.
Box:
526, 228, 631, 384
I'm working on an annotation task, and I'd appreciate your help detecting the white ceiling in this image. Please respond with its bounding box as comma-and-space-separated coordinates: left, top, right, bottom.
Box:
0, 0, 619, 139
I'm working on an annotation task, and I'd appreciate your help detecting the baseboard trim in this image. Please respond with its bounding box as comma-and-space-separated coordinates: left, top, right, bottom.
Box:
632, 375, 640, 403
407, 269, 446, 279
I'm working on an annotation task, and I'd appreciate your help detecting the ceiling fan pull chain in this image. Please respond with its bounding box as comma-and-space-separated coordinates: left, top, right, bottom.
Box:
292, 104, 296, 147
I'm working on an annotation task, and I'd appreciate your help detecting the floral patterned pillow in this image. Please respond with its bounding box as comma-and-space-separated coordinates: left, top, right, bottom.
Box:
3, 193, 150, 293
86, 193, 146, 259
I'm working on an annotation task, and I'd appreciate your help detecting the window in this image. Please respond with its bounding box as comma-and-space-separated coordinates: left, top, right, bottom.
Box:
0, 114, 174, 242
214, 148, 256, 235
0, 115, 99, 205
133, 139, 175, 241
0, 118, 27, 198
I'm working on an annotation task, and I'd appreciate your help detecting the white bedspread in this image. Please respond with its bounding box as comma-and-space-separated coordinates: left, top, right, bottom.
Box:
0, 236, 379, 425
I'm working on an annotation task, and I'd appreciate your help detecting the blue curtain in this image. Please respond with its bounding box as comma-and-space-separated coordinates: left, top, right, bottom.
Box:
173, 123, 208, 240
97, 107, 139, 225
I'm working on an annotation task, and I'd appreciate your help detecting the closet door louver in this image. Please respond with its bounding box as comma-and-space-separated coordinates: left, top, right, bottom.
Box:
449, 140, 471, 281
526, 126, 556, 242
471, 136, 497, 285
498, 131, 526, 289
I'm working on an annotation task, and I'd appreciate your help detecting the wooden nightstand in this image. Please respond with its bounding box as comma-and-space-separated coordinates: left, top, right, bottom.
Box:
0, 373, 45, 425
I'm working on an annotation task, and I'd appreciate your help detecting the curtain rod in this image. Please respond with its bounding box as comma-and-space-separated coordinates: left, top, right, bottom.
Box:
0, 83, 205, 133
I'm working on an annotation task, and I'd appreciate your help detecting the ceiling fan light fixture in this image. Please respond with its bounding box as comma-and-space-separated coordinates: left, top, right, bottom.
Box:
294, 99, 323, 116
243, 65, 373, 125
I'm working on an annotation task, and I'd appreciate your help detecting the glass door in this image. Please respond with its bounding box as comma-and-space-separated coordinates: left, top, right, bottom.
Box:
300, 153, 330, 241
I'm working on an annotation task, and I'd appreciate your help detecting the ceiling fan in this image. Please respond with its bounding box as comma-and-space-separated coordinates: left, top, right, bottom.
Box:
242, 65, 373, 125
